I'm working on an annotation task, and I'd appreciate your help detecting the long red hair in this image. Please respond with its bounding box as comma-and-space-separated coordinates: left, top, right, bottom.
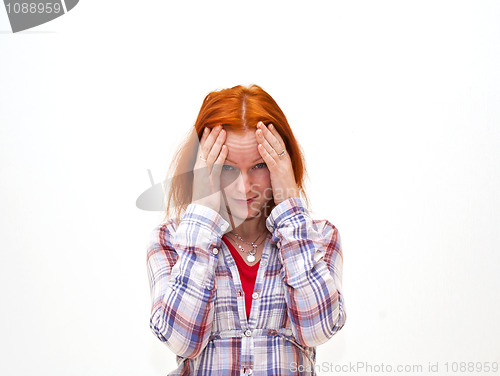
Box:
162, 84, 310, 223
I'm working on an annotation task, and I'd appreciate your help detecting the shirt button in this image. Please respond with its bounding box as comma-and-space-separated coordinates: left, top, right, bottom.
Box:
261, 260, 268, 267
212, 248, 219, 254
252, 292, 259, 299
247, 368, 253, 374
244, 329, 252, 337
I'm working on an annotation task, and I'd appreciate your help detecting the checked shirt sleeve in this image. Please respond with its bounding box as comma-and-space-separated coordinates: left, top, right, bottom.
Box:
266, 197, 347, 348
147, 203, 229, 359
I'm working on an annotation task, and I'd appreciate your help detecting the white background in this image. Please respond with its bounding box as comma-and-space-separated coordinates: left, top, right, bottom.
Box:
1, 1, 499, 375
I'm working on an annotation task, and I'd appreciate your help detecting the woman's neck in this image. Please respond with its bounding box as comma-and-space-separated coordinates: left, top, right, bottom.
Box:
228, 216, 268, 241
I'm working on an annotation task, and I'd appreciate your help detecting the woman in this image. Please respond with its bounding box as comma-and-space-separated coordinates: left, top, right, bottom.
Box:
146, 84, 346, 375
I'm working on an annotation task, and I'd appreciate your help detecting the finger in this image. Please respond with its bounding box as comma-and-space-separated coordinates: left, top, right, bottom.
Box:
257, 143, 278, 169
212, 144, 227, 178
215, 145, 234, 189
200, 126, 209, 141
256, 122, 283, 155
196, 127, 210, 161
267, 123, 285, 146
214, 144, 228, 166
210, 144, 228, 193
206, 128, 226, 169
201, 125, 223, 161
256, 128, 280, 161
212, 144, 227, 173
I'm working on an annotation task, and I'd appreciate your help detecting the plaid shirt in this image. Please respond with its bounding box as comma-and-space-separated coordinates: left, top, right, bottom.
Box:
146, 197, 346, 376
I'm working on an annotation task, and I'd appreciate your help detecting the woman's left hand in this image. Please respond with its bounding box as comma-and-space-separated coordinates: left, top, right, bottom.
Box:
255, 121, 300, 206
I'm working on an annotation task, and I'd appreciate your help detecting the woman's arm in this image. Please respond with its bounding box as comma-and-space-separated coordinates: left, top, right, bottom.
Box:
266, 196, 347, 348
146, 204, 229, 358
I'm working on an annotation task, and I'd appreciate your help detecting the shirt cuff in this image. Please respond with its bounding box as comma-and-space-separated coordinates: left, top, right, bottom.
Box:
183, 203, 230, 237
265, 196, 310, 233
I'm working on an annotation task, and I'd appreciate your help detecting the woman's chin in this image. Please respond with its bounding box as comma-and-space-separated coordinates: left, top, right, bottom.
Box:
226, 203, 262, 219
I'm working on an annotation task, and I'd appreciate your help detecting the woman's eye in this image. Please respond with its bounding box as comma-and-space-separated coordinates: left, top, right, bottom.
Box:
254, 163, 267, 169
222, 165, 234, 171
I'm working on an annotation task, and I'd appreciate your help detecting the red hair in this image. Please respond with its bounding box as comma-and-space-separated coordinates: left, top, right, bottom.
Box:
163, 84, 310, 223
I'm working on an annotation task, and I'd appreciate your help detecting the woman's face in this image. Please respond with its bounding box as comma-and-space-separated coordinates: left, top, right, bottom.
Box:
220, 128, 273, 220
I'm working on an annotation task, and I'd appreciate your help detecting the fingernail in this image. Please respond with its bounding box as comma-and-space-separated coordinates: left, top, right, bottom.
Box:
204, 127, 208, 134
269, 124, 274, 129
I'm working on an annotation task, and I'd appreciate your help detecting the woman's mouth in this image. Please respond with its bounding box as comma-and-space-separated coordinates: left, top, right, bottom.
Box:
234, 197, 257, 205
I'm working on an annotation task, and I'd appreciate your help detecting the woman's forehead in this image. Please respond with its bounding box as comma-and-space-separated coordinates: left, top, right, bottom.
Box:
224, 130, 262, 165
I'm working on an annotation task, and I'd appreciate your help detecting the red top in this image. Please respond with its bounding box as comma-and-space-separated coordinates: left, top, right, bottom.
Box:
222, 235, 260, 320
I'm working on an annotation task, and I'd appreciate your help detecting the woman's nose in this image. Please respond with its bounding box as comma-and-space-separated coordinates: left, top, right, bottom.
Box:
235, 172, 253, 194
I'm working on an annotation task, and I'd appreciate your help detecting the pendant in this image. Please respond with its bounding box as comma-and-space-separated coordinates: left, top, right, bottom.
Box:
246, 254, 256, 262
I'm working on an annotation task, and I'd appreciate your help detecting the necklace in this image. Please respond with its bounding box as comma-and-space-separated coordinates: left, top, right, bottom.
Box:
225, 229, 268, 263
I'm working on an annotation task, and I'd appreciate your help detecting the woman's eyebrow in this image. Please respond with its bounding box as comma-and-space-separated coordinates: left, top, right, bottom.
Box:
225, 157, 264, 164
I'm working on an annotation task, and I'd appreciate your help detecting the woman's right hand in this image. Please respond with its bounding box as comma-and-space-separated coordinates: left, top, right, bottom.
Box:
191, 124, 228, 212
